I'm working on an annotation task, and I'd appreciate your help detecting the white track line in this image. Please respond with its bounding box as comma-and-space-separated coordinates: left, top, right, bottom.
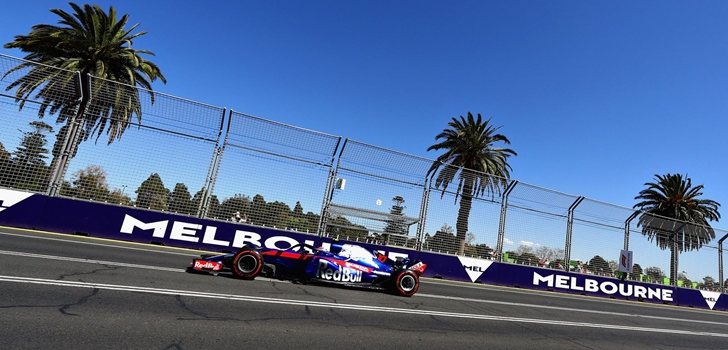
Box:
1, 275, 726, 339
1, 248, 725, 328
0, 231, 198, 256
0, 249, 184, 273
417, 293, 728, 327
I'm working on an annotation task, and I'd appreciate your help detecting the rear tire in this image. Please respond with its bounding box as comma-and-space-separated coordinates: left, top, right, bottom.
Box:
394, 270, 419, 297
231, 249, 263, 280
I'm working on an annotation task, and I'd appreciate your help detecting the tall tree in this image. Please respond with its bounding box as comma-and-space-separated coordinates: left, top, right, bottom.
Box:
629, 263, 643, 281
383, 196, 408, 245
11, 121, 54, 191
427, 112, 516, 255
293, 201, 304, 218
168, 183, 193, 215
135, 173, 168, 211
588, 255, 611, 275
634, 173, 721, 284
250, 194, 268, 226
0, 142, 9, 161
3, 2, 166, 189
0, 142, 13, 187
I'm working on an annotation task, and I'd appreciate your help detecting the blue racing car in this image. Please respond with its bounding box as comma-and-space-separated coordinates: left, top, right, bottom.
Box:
188, 243, 427, 297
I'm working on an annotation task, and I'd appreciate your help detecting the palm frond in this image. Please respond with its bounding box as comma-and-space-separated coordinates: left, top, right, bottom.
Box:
3, 1, 166, 144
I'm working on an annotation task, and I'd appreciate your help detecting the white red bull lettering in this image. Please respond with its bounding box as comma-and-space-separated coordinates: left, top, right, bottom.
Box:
317, 259, 362, 282
193, 260, 223, 271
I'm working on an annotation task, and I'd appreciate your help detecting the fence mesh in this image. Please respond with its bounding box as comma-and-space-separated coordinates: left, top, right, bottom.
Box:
0, 52, 726, 292
571, 199, 632, 276
53, 76, 225, 215
423, 166, 503, 257
0, 54, 80, 193
208, 111, 340, 234
500, 183, 577, 268
325, 141, 432, 248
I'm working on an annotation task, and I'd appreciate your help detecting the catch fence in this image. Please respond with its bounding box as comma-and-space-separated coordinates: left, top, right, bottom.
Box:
1, 52, 726, 292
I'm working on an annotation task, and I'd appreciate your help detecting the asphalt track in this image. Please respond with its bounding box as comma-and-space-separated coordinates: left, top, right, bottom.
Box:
1, 227, 727, 349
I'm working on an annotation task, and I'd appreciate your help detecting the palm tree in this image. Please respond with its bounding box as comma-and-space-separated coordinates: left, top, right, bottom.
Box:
3, 3, 166, 190
427, 112, 517, 255
633, 173, 721, 285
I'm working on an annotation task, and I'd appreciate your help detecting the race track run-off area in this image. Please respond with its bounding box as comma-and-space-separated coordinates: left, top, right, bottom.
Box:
1, 227, 727, 350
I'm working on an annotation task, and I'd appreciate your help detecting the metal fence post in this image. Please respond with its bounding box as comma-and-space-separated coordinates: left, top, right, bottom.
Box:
719, 233, 728, 294
564, 196, 585, 272
496, 180, 518, 262
48, 72, 88, 197
623, 211, 640, 251
197, 108, 228, 218
415, 178, 430, 251
317, 138, 346, 237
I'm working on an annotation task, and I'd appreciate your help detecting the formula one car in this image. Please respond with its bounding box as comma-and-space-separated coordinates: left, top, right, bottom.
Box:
188, 243, 427, 297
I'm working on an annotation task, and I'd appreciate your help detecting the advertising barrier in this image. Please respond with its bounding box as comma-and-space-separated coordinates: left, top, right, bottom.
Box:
0, 188, 724, 311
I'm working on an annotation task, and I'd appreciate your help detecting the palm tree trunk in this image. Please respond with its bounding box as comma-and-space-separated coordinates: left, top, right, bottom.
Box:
670, 232, 679, 286
456, 182, 474, 255
47, 72, 90, 195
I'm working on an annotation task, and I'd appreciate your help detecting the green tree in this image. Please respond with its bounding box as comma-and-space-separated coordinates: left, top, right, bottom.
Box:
286, 215, 310, 232
517, 252, 539, 266
701, 276, 716, 290
250, 194, 268, 226
427, 112, 516, 255
303, 212, 321, 233
326, 216, 369, 242
11, 121, 53, 191
267, 201, 291, 228
0, 142, 9, 160
0, 141, 13, 187
66, 165, 110, 201
207, 195, 221, 218
424, 223, 459, 254
383, 196, 408, 246
168, 183, 193, 215
218, 194, 251, 221
644, 266, 665, 283
469, 244, 494, 259
3, 2, 166, 183
634, 173, 721, 284
107, 188, 132, 206
629, 263, 643, 281
135, 173, 168, 211
588, 255, 611, 275
293, 201, 304, 218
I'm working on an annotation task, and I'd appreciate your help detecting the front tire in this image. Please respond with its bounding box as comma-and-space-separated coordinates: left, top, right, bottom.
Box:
394, 270, 420, 297
231, 249, 263, 280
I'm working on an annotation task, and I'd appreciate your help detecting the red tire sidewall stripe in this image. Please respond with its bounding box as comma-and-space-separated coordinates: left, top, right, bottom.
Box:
233, 250, 263, 278
395, 270, 419, 296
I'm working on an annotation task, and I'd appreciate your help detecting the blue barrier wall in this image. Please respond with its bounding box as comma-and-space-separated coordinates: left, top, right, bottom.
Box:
0, 188, 724, 311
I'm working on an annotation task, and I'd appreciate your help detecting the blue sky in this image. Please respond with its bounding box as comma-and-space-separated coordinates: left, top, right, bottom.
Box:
3, 0, 727, 208
1, 1, 728, 278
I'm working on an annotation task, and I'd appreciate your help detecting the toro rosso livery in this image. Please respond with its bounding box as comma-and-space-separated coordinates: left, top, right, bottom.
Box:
188, 243, 427, 297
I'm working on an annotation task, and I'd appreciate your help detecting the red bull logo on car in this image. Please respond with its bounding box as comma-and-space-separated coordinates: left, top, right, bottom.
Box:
317, 259, 363, 282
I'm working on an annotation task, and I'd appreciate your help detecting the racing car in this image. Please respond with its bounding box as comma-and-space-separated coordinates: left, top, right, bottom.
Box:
188, 243, 427, 297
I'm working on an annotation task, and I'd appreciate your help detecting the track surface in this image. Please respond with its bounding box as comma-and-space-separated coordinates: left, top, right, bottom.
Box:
1, 227, 727, 349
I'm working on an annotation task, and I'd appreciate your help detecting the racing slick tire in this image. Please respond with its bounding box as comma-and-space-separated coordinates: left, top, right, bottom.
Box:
231, 249, 263, 280
393, 270, 420, 297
